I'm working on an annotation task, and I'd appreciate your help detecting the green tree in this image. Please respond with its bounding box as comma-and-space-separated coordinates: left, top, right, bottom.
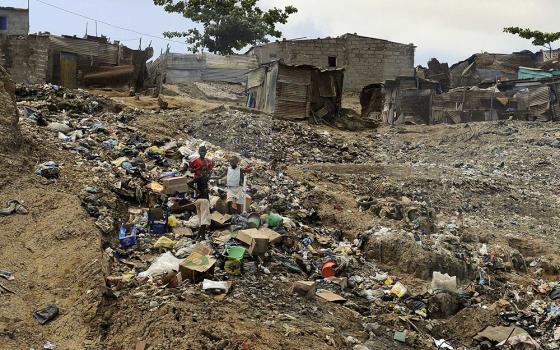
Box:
154, 0, 297, 55
503, 26, 560, 53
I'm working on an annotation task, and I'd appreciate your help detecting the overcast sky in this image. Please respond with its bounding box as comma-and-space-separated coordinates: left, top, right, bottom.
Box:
3, 0, 558, 65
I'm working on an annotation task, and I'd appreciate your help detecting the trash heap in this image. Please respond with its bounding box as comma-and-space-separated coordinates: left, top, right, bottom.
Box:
12, 83, 560, 349
180, 108, 374, 164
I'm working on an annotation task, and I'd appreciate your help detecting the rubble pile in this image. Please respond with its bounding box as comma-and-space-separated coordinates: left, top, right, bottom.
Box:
2, 83, 560, 349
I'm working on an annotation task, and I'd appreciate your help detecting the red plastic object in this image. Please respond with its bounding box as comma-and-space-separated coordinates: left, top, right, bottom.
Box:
321, 260, 337, 278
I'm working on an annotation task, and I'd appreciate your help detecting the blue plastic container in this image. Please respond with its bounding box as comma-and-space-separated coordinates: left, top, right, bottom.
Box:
119, 224, 137, 247
148, 207, 169, 235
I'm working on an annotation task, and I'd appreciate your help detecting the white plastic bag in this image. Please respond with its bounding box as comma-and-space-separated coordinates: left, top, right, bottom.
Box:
138, 252, 183, 278
185, 215, 200, 228
431, 271, 457, 291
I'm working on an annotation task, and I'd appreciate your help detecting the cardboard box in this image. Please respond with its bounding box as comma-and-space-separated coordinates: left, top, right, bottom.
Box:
258, 227, 283, 244
179, 243, 216, 282
236, 228, 282, 245
161, 176, 190, 195
248, 234, 269, 256
235, 229, 257, 245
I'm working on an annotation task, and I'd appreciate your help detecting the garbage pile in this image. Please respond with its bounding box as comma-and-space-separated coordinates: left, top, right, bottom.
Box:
12, 83, 560, 349
180, 108, 374, 164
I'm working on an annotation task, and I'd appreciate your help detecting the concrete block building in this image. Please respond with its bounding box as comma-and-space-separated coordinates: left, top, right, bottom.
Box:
0, 7, 29, 36
246, 34, 415, 92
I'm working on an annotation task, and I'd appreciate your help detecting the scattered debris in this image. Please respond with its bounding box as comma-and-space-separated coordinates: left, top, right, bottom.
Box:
0, 200, 27, 216
33, 304, 59, 325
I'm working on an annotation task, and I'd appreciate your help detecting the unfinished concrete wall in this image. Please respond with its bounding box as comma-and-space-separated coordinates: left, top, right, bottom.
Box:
252, 37, 347, 69
0, 8, 29, 36
0, 35, 49, 84
345, 35, 415, 91
250, 34, 415, 92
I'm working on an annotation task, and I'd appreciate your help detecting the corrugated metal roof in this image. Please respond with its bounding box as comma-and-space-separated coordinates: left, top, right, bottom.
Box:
49, 36, 118, 65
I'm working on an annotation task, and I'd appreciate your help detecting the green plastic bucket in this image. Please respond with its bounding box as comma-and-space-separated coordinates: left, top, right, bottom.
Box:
224, 246, 246, 261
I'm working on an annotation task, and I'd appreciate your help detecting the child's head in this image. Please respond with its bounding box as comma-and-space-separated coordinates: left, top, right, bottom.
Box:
198, 145, 207, 159
218, 189, 227, 199
229, 156, 239, 168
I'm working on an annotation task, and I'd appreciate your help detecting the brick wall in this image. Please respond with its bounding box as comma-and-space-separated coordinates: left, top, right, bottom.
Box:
0, 8, 29, 36
251, 34, 415, 91
0, 35, 49, 84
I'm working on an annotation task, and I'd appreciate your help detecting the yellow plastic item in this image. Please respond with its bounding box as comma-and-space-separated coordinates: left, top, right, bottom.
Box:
147, 182, 164, 193
121, 271, 136, 282
153, 236, 176, 249
145, 146, 166, 155
384, 276, 394, 285
390, 282, 408, 298
167, 215, 178, 227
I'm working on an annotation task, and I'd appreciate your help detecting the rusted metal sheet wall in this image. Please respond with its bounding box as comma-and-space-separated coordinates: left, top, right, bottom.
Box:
263, 62, 278, 114
274, 64, 310, 120
49, 36, 118, 65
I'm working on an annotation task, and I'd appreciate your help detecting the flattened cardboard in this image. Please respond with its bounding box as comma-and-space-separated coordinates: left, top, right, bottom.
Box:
316, 290, 347, 303
173, 227, 194, 237
211, 212, 231, 226
325, 277, 348, 289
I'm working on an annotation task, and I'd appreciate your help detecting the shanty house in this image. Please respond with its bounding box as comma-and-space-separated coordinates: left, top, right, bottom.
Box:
0, 7, 29, 36
431, 78, 559, 124
0, 34, 152, 90
246, 61, 344, 120
247, 34, 414, 92
449, 52, 537, 89
360, 76, 439, 125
